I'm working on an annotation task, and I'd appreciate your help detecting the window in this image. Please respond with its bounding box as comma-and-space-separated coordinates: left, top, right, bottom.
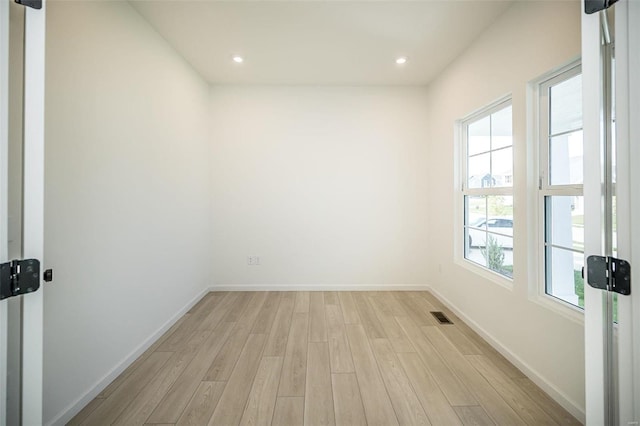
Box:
462, 99, 513, 279
539, 64, 584, 308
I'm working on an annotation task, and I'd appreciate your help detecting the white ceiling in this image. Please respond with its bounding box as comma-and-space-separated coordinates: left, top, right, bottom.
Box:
130, 0, 514, 86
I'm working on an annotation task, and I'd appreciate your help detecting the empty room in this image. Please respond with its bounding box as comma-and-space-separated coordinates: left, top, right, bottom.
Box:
1, 0, 639, 425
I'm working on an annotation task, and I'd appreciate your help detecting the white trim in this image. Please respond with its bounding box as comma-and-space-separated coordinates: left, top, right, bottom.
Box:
45, 287, 209, 426
582, 4, 606, 423
21, 3, 46, 424
208, 284, 431, 292
429, 287, 586, 424
0, 0, 10, 423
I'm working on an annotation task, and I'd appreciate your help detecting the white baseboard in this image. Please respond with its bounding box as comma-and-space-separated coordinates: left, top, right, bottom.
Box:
429, 287, 586, 424
46, 287, 210, 426
208, 284, 431, 292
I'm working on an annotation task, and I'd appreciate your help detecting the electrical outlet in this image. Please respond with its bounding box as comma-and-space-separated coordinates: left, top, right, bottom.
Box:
247, 256, 260, 266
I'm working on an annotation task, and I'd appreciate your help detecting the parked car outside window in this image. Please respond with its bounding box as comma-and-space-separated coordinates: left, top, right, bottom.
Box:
468, 217, 513, 249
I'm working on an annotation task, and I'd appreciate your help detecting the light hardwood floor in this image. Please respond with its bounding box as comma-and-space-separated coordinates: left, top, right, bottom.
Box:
69, 291, 582, 426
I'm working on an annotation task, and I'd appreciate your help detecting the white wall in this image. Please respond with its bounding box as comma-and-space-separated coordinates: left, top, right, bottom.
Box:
425, 0, 585, 419
209, 86, 430, 288
43, 1, 211, 424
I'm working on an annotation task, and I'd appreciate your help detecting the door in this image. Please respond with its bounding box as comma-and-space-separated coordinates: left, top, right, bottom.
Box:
614, 1, 640, 422
583, 0, 640, 424
0, 0, 46, 425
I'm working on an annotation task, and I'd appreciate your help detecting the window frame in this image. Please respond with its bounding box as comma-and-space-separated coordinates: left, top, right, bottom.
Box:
532, 60, 586, 321
458, 95, 514, 287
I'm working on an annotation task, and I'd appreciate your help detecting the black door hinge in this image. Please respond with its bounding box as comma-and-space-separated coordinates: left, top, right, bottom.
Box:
0, 259, 41, 301
14, 0, 42, 10
586, 255, 631, 296
585, 0, 618, 14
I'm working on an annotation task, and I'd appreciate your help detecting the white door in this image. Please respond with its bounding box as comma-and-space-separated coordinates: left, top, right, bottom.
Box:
614, 1, 640, 422
583, 0, 640, 424
0, 0, 46, 425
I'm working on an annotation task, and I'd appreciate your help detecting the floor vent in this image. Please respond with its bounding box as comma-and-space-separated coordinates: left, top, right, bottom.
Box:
431, 311, 453, 324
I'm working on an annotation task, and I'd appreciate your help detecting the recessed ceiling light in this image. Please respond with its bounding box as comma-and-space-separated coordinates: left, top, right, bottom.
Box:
232, 56, 244, 64
395, 57, 408, 65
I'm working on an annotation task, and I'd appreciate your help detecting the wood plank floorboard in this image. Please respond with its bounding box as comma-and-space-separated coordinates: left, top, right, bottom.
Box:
323, 291, 340, 306
454, 406, 497, 426
251, 292, 282, 334
304, 342, 335, 425
81, 352, 173, 426
331, 373, 367, 426
370, 338, 431, 425
422, 326, 526, 425
345, 324, 399, 426
395, 315, 478, 407
278, 312, 309, 397
208, 333, 268, 425
240, 356, 283, 426
352, 292, 387, 339
337, 291, 361, 324
176, 381, 225, 426
204, 292, 268, 381
263, 292, 296, 357
396, 352, 462, 426
368, 296, 415, 353
272, 397, 304, 425
309, 292, 328, 343
70, 291, 581, 426
325, 304, 355, 373
146, 321, 234, 424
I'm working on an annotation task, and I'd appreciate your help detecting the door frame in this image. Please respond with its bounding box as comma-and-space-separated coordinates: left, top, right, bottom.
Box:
0, 0, 10, 422
616, 0, 640, 422
583, 0, 640, 423
0, 1, 45, 425
582, 3, 607, 421
21, 1, 46, 424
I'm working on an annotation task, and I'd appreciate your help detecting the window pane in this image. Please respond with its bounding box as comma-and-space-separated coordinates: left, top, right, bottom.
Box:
546, 246, 584, 308
465, 227, 487, 268
491, 147, 513, 188
468, 115, 490, 155
463, 103, 512, 281
485, 234, 513, 277
546, 196, 584, 252
466, 231, 512, 277
549, 130, 583, 185
465, 195, 486, 267
487, 195, 513, 220
468, 153, 490, 189
491, 105, 512, 150
465, 196, 487, 228
550, 73, 582, 135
